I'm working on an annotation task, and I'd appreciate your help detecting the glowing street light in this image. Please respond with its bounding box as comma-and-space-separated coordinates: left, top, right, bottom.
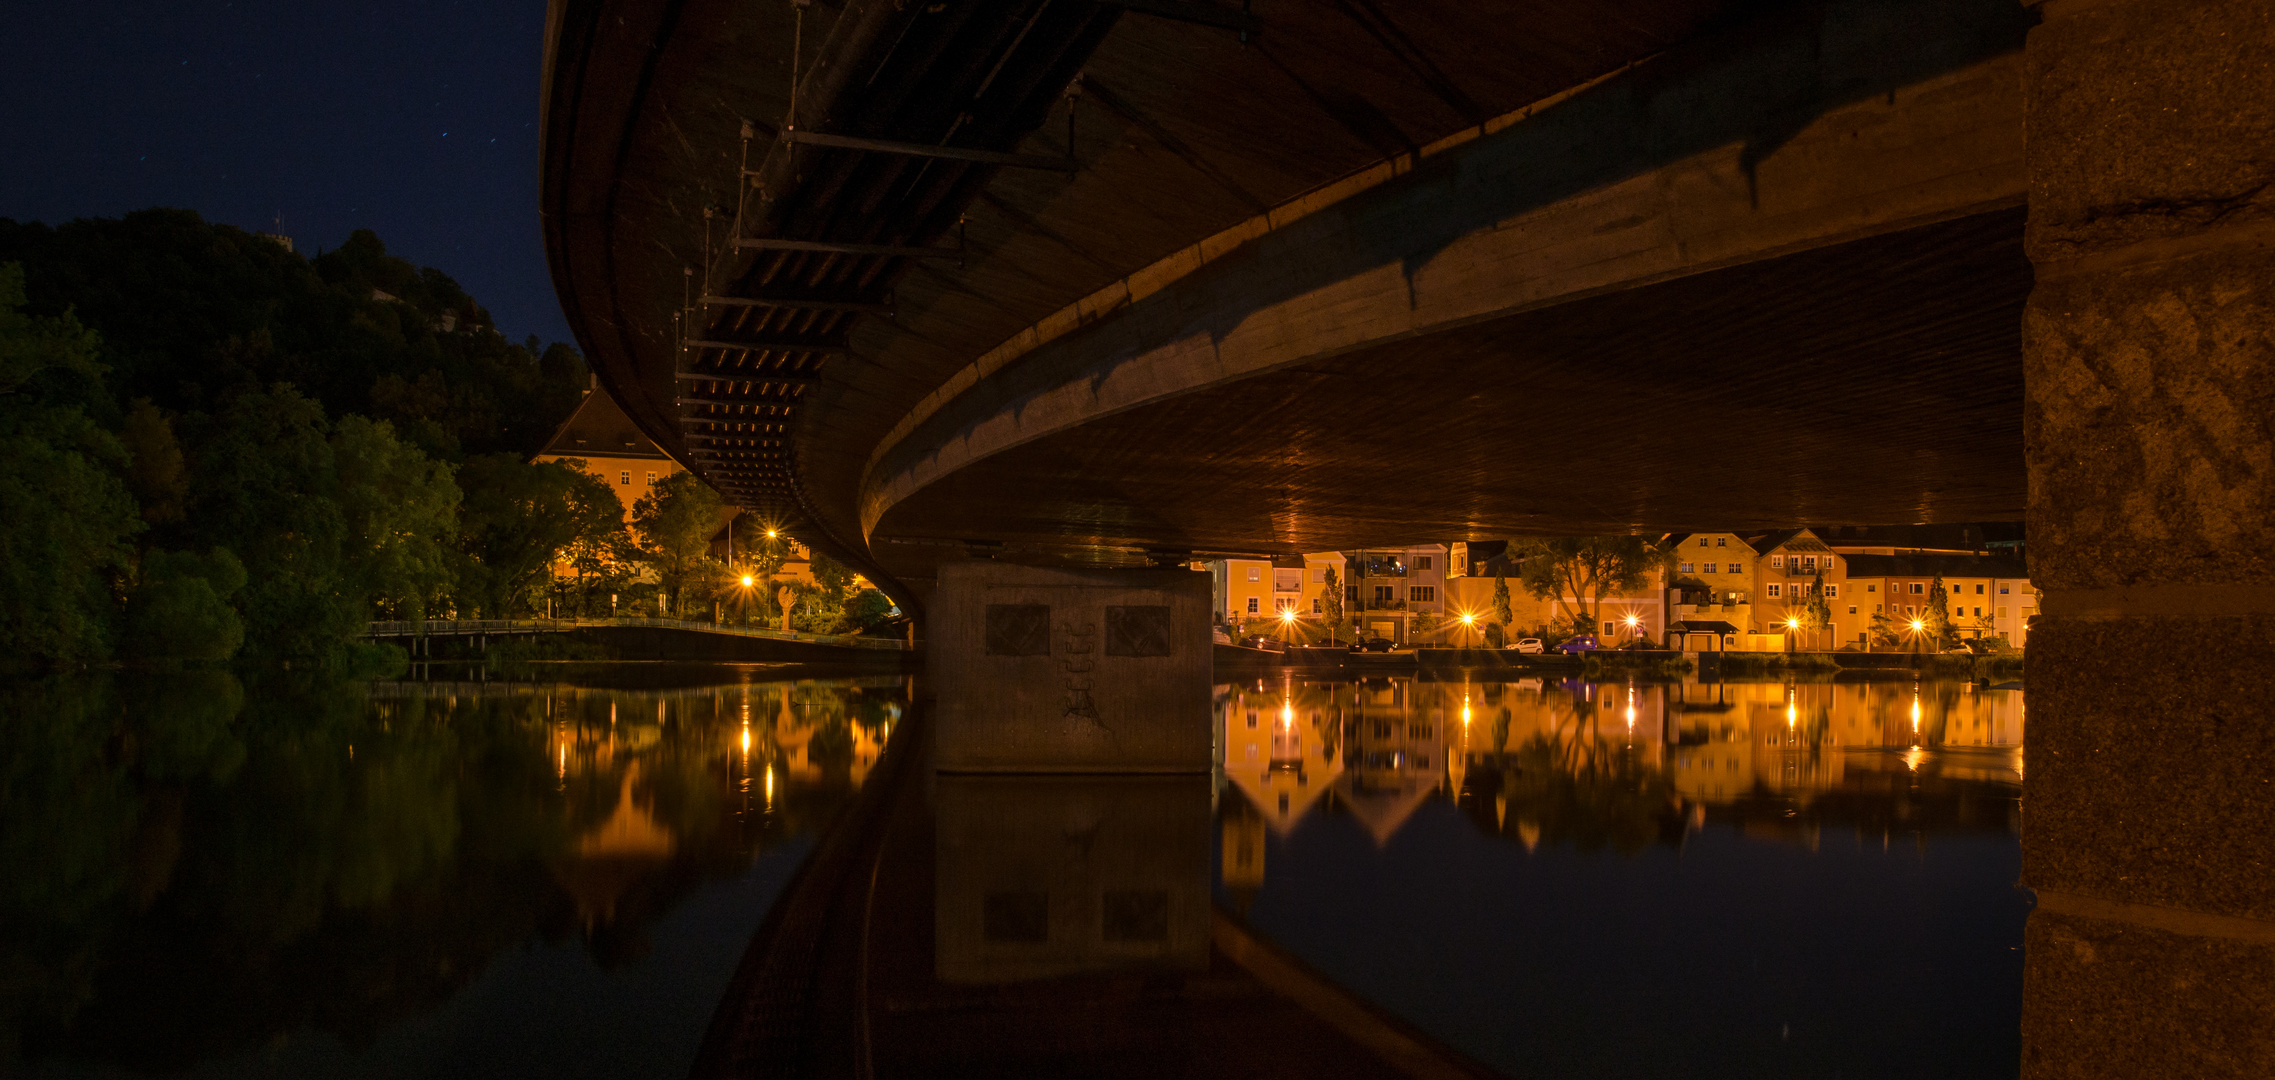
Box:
765, 529, 778, 539
741, 575, 755, 587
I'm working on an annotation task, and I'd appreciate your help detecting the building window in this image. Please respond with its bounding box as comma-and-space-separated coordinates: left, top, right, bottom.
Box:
645, 470, 657, 485
1313, 599, 1323, 614
2000, 585, 2011, 594
1767, 584, 1782, 597
1848, 606, 1858, 615
1409, 586, 1435, 602
1246, 598, 1260, 614
1680, 562, 1694, 574
1824, 584, 1839, 598
1374, 585, 1394, 604
1910, 583, 1925, 594
1975, 583, 1986, 594
1247, 566, 1260, 582
1415, 556, 1433, 570
1867, 584, 1877, 593
1716, 537, 1727, 547
1699, 537, 1711, 547
1801, 556, 1815, 569
1771, 556, 1784, 568
1603, 621, 1617, 634
1702, 562, 1716, 574
619, 470, 631, 485
1907, 605, 1917, 615
1998, 606, 2008, 618
1277, 598, 1298, 612
1346, 586, 1359, 603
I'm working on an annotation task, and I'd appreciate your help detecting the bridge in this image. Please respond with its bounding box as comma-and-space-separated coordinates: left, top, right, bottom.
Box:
539, 1, 2275, 1076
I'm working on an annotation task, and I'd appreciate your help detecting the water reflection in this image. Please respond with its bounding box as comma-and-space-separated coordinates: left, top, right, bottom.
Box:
1, 668, 903, 1077
1217, 674, 2023, 860
1215, 674, 2029, 1078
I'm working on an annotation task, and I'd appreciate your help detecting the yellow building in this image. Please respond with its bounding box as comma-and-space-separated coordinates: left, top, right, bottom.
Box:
1839, 553, 2033, 648
533, 381, 686, 523
1740, 529, 1850, 645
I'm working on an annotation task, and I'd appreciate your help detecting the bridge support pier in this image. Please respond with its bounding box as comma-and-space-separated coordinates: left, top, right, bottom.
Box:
927, 563, 1214, 984
2020, 2, 2275, 1075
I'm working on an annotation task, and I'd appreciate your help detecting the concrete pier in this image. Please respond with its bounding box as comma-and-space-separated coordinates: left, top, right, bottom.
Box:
928, 563, 1213, 773
2019, 1, 2275, 1074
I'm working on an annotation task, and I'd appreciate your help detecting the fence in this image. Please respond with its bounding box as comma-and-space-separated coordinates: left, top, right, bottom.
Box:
361, 617, 910, 651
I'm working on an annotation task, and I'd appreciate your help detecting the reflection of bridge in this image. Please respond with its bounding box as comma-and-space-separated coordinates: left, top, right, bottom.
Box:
546, 1, 2275, 1073
361, 617, 911, 662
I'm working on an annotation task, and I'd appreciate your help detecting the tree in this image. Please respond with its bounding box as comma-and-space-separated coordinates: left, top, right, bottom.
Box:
333, 415, 460, 621
1798, 570, 1834, 650
122, 548, 247, 663
1319, 565, 1344, 645
0, 263, 141, 665
1924, 575, 1958, 649
1516, 536, 1672, 639
629, 472, 724, 617
1491, 567, 1514, 628
455, 455, 621, 617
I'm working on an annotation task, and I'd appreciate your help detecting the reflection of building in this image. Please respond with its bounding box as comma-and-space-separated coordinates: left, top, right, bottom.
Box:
1220, 680, 1346, 834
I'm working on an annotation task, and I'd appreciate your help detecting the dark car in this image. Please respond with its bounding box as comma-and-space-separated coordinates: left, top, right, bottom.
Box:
1350, 637, 1400, 653
1556, 634, 1601, 654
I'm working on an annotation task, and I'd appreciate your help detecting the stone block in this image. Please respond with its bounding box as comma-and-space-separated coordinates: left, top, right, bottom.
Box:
933, 774, 1212, 985
2022, 245, 2275, 590
928, 562, 1212, 772
2022, 904, 2275, 1079
2024, 0, 2275, 262
2024, 615, 2275, 921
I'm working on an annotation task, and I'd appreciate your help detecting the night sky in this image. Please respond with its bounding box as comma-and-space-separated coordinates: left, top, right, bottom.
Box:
0, 1, 571, 346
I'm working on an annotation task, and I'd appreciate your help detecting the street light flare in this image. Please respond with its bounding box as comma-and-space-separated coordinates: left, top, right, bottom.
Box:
741, 575, 755, 587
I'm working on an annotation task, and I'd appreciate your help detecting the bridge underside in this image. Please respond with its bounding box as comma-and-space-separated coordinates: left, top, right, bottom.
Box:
866, 206, 2029, 584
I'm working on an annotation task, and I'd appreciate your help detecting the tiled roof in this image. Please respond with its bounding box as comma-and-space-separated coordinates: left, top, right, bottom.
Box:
1841, 553, 2029, 579
537, 388, 672, 460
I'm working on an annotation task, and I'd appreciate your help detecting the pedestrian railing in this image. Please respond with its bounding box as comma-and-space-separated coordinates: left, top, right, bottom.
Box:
361, 617, 910, 651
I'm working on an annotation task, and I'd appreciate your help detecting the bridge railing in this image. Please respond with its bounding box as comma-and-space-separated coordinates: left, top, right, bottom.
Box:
362, 617, 910, 651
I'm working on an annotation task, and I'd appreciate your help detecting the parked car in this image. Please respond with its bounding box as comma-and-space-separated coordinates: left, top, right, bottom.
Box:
1507, 638, 1545, 654
1556, 634, 1601, 654
1350, 637, 1400, 653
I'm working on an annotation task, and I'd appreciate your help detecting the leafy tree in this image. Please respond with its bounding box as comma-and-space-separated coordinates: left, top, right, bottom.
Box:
1798, 571, 1834, 650
1924, 575, 1958, 649
1517, 536, 1672, 638
1319, 565, 1344, 646
118, 400, 188, 525
122, 548, 247, 663
1491, 567, 1514, 629
629, 472, 724, 617
0, 263, 141, 665
455, 456, 621, 617
178, 385, 357, 660
333, 416, 459, 621
842, 588, 896, 634
1410, 609, 1441, 643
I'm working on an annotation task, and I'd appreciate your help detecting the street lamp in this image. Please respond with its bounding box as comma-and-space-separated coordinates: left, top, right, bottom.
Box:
741, 575, 755, 588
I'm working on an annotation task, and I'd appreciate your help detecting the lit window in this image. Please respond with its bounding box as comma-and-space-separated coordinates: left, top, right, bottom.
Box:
1246, 598, 1259, 614
1247, 566, 1260, 582
619, 470, 630, 485
1767, 584, 1782, 597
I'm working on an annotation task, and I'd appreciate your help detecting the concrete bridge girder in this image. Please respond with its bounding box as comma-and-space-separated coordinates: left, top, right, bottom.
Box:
862, 30, 2031, 552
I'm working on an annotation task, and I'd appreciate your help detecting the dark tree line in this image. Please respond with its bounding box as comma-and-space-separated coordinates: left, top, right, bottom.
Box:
0, 211, 605, 667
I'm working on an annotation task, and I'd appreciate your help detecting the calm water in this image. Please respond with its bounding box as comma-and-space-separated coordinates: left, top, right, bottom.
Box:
2, 666, 900, 1078
4, 667, 2023, 1078
1216, 674, 2027, 1079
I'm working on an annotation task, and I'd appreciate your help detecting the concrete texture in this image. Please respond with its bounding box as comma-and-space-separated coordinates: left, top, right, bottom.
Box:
2022, 904, 2275, 1079
2021, 1, 2275, 1073
2024, 245, 2275, 592
2024, 616, 2275, 921
2023, 0, 2275, 263
929, 562, 1211, 772
933, 775, 1210, 985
